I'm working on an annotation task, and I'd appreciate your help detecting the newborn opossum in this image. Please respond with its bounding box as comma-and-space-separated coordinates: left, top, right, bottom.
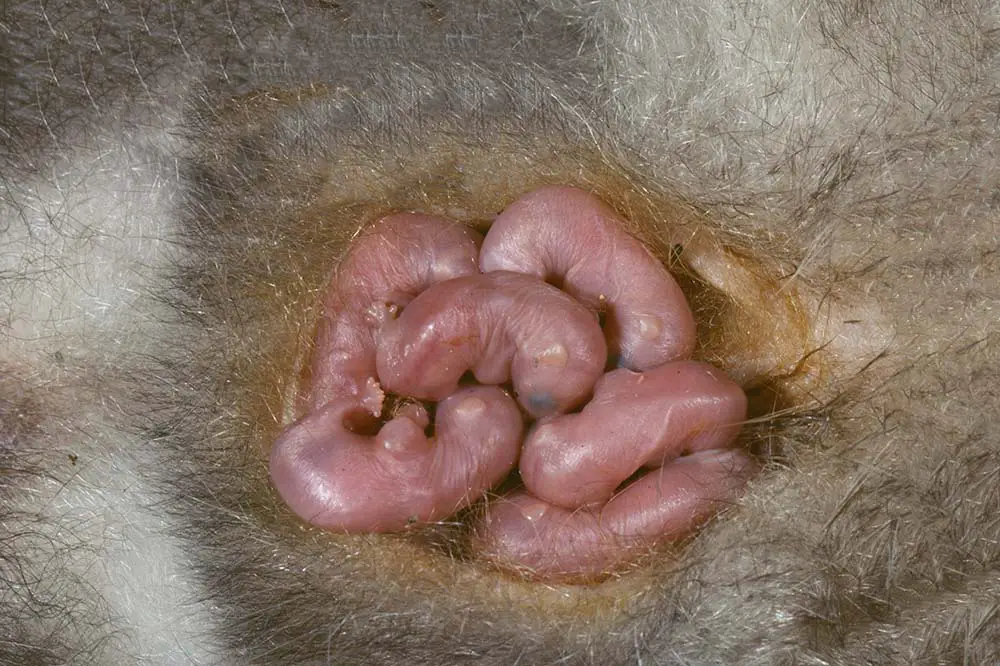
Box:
2, 1, 998, 664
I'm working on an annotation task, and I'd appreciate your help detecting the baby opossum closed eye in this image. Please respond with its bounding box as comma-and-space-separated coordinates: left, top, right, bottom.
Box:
1, 1, 998, 665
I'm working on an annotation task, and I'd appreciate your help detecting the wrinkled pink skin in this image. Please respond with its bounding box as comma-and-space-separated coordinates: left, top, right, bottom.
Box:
478, 360, 750, 580
270, 386, 522, 532
519, 361, 748, 509
311, 213, 482, 413
269, 187, 753, 579
271, 212, 506, 533
476, 448, 756, 580
480, 185, 697, 370
376, 271, 607, 418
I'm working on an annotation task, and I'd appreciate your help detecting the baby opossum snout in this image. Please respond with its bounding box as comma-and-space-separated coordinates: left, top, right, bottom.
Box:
268, 186, 752, 581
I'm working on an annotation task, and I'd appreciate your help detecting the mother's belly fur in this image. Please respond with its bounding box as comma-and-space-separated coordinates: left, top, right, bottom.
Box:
1, 1, 998, 664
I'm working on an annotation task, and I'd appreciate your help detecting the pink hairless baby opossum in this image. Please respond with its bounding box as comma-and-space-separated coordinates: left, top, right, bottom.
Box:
269, 186, 752, 580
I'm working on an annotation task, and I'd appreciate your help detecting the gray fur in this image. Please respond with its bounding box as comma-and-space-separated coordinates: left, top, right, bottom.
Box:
1, 0, 998, 664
